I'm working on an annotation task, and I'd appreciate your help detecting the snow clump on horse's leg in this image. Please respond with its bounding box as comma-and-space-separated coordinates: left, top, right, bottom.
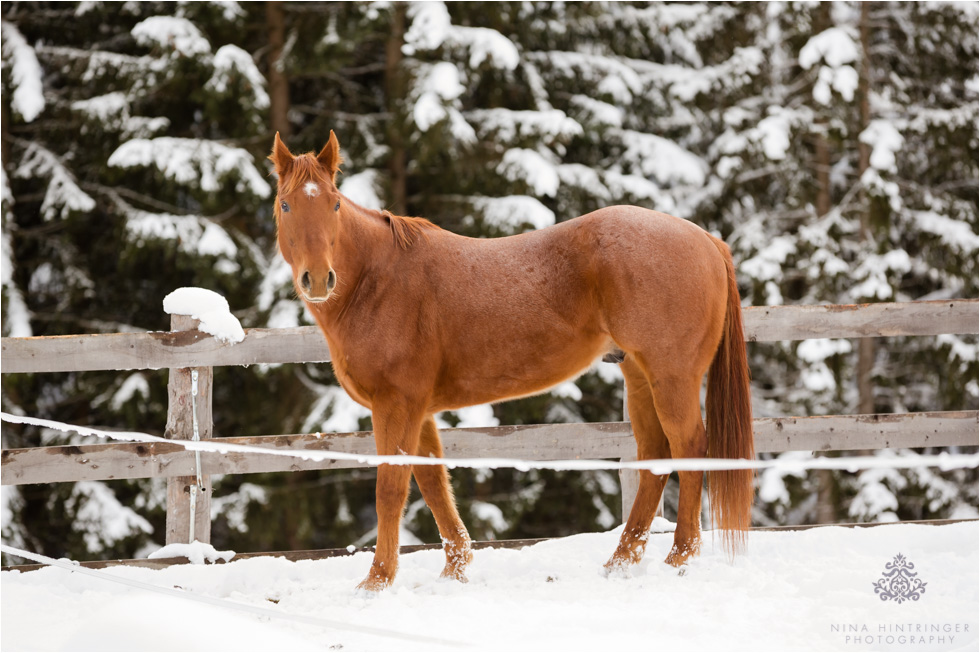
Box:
440, 528, 474, 582
602, 529, 649, 578
665, 536, 702, 568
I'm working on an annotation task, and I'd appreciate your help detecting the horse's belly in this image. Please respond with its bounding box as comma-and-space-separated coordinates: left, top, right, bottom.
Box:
430, 332, 610, 411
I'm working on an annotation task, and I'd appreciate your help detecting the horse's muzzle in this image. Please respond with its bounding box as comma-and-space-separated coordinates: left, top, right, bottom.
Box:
302, 292, 331, 304
300, 268, 336, 303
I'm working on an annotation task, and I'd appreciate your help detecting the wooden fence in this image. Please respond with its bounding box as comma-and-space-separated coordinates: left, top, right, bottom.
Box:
2, 298, 978, 552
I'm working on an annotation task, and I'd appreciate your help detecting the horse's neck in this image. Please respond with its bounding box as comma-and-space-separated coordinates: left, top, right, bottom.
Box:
316, 205, 394, 329
335, 205, 376, 272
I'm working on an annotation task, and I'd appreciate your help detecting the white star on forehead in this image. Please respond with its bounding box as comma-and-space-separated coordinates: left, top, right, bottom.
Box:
304, 182, 320, 197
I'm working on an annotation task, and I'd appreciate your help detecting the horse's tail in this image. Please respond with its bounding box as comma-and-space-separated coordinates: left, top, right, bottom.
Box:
705, 237, 754, 556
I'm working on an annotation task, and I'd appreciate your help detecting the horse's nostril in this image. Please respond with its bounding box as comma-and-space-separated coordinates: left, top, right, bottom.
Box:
301, 271, 311, 291
327, 269, 336, 291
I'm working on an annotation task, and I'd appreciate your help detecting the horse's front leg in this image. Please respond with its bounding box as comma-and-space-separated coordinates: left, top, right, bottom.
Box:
357, 398, 426, 592
413, 416, 472, 582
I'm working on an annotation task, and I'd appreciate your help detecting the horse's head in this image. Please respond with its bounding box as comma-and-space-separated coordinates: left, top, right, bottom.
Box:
269, 131, 344, 304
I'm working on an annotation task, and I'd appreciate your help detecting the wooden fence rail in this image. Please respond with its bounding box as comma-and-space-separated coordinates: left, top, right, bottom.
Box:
2, 411, 977, 486
2, 299, 976, 374
2, 298, 978, 549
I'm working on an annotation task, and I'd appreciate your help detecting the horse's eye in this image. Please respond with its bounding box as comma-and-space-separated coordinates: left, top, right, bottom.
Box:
334, 201, 341, 212
280, 200, 290, 213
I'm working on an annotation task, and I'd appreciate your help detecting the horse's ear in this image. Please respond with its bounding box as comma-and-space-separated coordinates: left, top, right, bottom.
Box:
270, 132, 294, 175
316, 130, 343, 183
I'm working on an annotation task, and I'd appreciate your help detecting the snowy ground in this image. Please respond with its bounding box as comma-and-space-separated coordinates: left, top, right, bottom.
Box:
2, 521, 977, 652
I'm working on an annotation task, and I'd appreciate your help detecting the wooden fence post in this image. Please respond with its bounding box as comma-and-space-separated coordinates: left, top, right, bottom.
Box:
164, 314, 213, 544
619, 456, 639, 523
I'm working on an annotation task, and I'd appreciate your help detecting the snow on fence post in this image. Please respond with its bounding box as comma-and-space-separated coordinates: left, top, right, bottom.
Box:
164, 313, 213, 545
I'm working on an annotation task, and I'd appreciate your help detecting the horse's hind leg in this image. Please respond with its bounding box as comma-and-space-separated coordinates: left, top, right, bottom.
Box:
649, 373, 708, 567
604, 356, 672, 574
413, 416, 473, 581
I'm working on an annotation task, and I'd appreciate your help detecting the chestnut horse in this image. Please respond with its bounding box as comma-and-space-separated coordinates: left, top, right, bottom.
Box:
270, 132, 754, 592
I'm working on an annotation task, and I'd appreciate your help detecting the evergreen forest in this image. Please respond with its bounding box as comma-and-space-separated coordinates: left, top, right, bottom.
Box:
2, 1, 977, 563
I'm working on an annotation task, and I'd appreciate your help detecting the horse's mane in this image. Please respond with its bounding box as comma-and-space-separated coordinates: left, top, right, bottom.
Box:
380, 210, 439, 250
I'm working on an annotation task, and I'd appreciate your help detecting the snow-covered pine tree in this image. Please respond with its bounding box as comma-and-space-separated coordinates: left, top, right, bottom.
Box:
1, 1, 285, 561
689, 1, 978, 525
834, 1, 978, 524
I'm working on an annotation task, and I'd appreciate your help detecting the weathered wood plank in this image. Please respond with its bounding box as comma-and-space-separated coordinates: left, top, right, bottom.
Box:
0, 422, 630, 485
743, 298, 979, 342
0, 325, 330, 374
3, 411, 976, 486
755, 410, 980, 453
2, 300, 976, 374
4, 520, 973, 573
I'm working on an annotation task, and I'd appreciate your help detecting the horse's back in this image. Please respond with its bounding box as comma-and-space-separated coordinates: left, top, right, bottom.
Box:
431, 204, 728, 346
578, 205, 720, 260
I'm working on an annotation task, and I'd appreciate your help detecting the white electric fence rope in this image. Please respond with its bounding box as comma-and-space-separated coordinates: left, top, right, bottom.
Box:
188, 369, 203, 543
2, 411, 977, 475
0, 543, 468, 648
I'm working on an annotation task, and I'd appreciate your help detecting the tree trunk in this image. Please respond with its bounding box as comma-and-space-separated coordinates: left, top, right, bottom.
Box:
815, 474, 836, 524
811, 2, 836, 523
1, 101, 10, 169
266, 1, 291, 139
856, 1, 876, 415
814, 131, 831, 217
857, 2, 873, 224
385, 3, 408, 215
813, 2, 832, 220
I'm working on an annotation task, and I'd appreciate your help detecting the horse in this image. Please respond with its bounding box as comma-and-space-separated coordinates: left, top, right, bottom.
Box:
269, 131, 754, 592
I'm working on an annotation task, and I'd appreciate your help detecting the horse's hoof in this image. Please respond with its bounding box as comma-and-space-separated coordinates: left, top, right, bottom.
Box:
602, 565, 633, 580
440, 542, 473, 583
439, 558, 471, 583
664, 541, 700, 568
355, 575, 391, 594
601, 559, 633, 579
440, 567, 470, 583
